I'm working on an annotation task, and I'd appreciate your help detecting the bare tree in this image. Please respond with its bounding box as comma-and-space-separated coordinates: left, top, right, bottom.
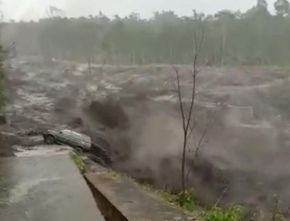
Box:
87, 56, 93, 76
174, 19, 205, 194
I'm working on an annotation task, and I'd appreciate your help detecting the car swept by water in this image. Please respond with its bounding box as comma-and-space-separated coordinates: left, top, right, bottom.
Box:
42, 129, 112, 165
43, 129, 92, 151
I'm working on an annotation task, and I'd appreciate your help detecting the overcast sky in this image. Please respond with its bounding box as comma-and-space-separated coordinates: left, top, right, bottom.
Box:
2, 0, 277, 21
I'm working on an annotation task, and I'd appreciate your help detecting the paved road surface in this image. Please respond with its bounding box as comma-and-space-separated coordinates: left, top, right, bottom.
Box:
0, 154, 104, 221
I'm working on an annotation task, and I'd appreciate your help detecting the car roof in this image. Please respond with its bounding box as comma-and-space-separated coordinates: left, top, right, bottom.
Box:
61, 129, 91, 143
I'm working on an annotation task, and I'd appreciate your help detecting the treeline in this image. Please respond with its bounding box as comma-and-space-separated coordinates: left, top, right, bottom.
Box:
3, 0, 290, 65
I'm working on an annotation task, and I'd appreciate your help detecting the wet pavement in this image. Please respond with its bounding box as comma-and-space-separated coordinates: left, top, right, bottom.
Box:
0, 154, 104, 221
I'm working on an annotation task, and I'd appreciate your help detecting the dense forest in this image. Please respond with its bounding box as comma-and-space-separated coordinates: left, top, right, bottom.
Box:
2, 0, 290, 65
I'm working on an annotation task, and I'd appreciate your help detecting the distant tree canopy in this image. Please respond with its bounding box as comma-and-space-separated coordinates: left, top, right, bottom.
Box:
3, 0, 290, 65
275, 0, 290, 16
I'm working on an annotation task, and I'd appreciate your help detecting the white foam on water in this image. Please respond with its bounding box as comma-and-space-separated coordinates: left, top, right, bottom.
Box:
15, 145, 71, 158
8, 177, 62, 204
152, 95, 175, 102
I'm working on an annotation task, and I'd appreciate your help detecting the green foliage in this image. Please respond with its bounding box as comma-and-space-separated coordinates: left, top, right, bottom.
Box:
4, 1, 290, 65
275, 0, 290, 16
70, 152, 87, 174
273, 213, 287, 221
159, 190, 243, 221
176, 191, 199, 212
202, 206, 243, 221
160, 191, 180, 204
160, 190, 199, 212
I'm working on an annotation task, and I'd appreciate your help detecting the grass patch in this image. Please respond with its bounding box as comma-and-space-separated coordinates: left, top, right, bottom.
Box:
70, 152, 87, 174
202, 206, 243, 221
103, 170, 122, 180
160, 190, 200, 212
157, 189, 243, 221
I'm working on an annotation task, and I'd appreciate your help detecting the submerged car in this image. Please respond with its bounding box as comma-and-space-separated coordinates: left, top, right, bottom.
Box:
43, 129, 92, 151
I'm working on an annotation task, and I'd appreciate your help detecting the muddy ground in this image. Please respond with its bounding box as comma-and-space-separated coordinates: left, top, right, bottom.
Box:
2, 57, 290, 218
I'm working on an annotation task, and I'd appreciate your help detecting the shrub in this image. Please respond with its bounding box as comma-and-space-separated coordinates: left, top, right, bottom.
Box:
202, 206, 242, 221
70, 152, 87, 174
160, 190, 199, 212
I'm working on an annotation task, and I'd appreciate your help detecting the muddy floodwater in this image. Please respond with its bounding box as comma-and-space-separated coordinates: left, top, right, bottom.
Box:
3, 57, 290, 217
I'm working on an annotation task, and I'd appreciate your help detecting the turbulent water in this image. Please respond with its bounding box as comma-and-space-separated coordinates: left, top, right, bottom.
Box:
4, 57, 290, 219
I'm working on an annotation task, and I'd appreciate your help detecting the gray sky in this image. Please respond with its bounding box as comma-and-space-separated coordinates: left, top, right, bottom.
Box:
2, 0, 277, 21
